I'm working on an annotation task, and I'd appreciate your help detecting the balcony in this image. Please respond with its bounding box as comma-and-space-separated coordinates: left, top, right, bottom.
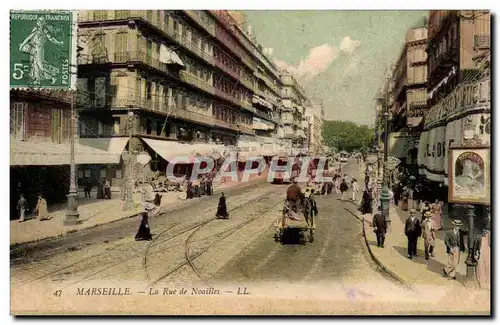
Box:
78, 51, 175, 78
474, 35, 490, 50
408, 99, 427, 109
173, 108, 241, 132
239, 125, 255, 135
183, 10, 216, 37
214, 59, 241, 83
179, 71, 215, 95
171, 31, 214, 66
240, 77, 254, 90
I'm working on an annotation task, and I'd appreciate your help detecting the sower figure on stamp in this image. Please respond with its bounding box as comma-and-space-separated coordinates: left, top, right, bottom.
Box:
443, 219, 466, 280
405, 209, 422, 259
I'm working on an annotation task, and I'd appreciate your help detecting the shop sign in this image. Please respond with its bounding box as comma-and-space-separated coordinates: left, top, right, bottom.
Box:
10, 10, 77, 89
425, 79, 490, 126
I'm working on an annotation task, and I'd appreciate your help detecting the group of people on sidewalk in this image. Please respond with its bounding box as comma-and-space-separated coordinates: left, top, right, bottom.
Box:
185, 173, 215, 200
367, 169, 490, 287
16, 194, 52, 223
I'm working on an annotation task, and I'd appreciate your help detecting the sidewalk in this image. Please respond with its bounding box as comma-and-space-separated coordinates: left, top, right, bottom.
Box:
363, 206, 468, 290
10, 189, 189, 246
10, 173, 268, 246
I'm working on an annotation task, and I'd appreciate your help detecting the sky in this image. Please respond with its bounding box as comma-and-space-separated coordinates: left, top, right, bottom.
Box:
241, 11, 428, 126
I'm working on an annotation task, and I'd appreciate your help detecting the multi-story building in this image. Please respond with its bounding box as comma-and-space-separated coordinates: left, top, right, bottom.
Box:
76, 10, 287, 184
279, 73, 308, 150
387, 26, 428, 166
304, 101, 324, 155
9, 89, 122, 218
426, 10, 489, 108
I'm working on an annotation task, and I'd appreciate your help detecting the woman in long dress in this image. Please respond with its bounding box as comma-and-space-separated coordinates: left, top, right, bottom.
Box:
135, 212, 152, 241
431, 199, 443, 230
216, 192, 229, 219
35, 194, 51, 221
104, 179, 112, 199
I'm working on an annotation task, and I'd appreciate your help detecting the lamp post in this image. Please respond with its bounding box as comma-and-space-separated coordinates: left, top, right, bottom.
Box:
380, 78, 391, 227
124, 111, 135, 211
64, 92, 81, 225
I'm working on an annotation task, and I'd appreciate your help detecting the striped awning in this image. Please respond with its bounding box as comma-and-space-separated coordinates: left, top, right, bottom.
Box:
10, 139, 121, 166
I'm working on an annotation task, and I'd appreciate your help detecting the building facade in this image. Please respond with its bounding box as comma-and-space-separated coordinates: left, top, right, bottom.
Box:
304, 101, 324, 155
76, 10, 291, 181
278, 73, 308, 150
387, 26, 428, 167
419, 10, 491, 186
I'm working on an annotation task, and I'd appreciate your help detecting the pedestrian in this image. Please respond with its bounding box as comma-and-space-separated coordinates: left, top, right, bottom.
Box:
17, 194, 28, 223
360, 186, 373, 215
35, 194, 51, 221
421, 200, 431, 219
393, 182, 401, 207
135, 211, 152, 241
372, 206, 387, 248
404, 209, 422, 259
443, 219, 466, 280
422, 210, 436, 260
84, 178, 92, 198
97, 178, 104, 199
144, 181, 155, 203
401, 187, 409, 211
154, 192, 162, 207
413, 184, 422, 211
340, 178, 348, 201
351, 178, 359, 202
216, 192, 229, 219
431, 199, 443, 230
104, 178, 112, 199
186, 180, 194, 199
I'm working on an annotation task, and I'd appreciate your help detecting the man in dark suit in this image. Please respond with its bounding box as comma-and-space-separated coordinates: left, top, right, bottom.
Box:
443, 219, 467, 280
404, 209, 422, 259
372, 206, 387, 248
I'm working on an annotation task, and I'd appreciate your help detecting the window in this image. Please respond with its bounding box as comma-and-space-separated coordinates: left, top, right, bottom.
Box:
114, 32, 128, 54
113, 117, 120, 135
146, 119, 152, 134
164, 11, 170, 28
51, 109, 63, 143
146, 81, 152, 100
11, 102, 26, 140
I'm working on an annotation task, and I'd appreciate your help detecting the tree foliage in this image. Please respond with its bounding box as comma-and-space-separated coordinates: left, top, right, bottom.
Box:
322, 120, 375, 152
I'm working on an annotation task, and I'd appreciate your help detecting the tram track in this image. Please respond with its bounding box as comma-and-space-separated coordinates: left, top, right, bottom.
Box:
12, 183, 281, 288
144, 193, 284, 287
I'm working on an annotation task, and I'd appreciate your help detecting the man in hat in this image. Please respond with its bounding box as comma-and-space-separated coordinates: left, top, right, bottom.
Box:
372, 205, 387, 248
443, 219, 466, 280
404, 209, 422, 259
422, 210, 436, 260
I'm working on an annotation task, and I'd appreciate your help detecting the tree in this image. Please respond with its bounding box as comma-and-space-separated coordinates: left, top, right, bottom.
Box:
322, 120, 374, 152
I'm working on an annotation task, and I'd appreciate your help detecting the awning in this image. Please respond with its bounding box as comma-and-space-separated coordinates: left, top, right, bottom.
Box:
142, 138, 225, 162
78, 137, 129, 155
142, 138, 193, 161
159, 44, 184, 66
10, 139, 121, 166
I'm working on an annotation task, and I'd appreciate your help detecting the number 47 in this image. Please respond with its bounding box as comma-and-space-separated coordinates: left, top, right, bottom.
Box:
53, 290, 62, 297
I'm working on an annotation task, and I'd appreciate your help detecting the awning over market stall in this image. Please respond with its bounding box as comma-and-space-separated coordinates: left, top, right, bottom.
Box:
142, 138, 225, 162
78, 137, 129, 155
10, 138, 121, 166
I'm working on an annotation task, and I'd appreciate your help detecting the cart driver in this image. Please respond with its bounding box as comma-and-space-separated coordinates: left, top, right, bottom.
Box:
286, 178, 303, 212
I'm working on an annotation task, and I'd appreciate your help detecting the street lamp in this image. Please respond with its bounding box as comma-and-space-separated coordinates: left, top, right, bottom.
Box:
124, 111, 135, 211
64, 92, 81, 225
380, 108, 391, 227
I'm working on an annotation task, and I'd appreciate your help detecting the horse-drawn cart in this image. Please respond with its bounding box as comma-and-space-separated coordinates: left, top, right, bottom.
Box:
274, 198, 316, 244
